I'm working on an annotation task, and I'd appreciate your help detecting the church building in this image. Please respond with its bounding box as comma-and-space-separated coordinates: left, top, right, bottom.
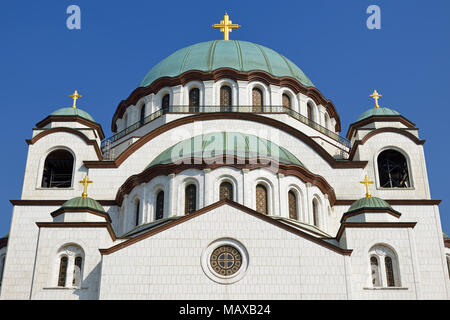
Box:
0, 14, 449, 300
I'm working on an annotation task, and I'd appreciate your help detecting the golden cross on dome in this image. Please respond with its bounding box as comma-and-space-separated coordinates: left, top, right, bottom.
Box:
360, 175, 374, 198
212, 13, 241, 41
369, 90, 382, 109
69, 90, 82, 109
79, 175, 93, 198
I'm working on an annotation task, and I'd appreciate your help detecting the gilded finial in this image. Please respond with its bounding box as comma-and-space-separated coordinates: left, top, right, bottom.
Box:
79, 175, 93, 198
360, 175, 374, 198
69, 90, 82, 109
369, 90, 382, 109
212, 13, 241, 40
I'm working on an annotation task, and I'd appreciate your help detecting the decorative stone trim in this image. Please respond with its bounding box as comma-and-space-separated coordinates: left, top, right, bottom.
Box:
84, 113, 367, 169
111, 68, 342, 132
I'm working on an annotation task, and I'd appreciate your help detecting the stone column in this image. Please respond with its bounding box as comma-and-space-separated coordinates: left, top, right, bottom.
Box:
297, 93, 308, 117
172, 85, 183, 106
237, 81, 249, 106
203, 168, 212, 206
305, 182, 312, 224
277, 173, 284, 217
269, 85, 281, 110
167, 173, 176, 217
204, 81, 215, 106
242, 169, 251, 208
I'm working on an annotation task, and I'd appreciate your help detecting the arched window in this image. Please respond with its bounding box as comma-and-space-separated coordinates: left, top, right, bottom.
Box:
377, 149, 411, 188
162, 94, 170, 111
56, 245, 85, 288
135, 200, 140, 226
307, 102, 314, 122
369, 245, 400, 287
256, 184, 268, 215
41, 149, 74, 188
57, 256, 68, 287
73, 256, 83, 287
219, 181, 233, 201
220, 86, 232, 111
0, 255, 5, 287
370, 256, 381, 287
312, 199, 319, 227
189, 88, 200, 112
156, 191, 164, 220
282, 94, 291, 109
185, 184, 197, 214
139, 104, 146, 125
252, 88, 263, 112
447, 255, 450, 279
288, 190, 298, 220
385, 256, 395, 287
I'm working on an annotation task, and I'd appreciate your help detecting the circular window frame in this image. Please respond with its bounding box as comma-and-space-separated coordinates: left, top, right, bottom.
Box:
201, 238, 249, 285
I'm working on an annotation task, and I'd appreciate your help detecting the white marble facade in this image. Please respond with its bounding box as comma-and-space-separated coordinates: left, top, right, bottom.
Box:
0, 67, 449, 300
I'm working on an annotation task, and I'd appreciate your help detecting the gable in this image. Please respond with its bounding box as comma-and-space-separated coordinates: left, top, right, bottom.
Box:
100, 200, 351, 256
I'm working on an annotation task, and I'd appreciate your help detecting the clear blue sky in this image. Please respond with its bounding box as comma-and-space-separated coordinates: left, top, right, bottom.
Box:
0, 0, 449, 237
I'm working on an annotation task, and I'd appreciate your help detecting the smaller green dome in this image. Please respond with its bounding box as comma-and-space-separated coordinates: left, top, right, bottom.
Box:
147, 132, 305, 169
62, 197, 105, 213
51, 107, 95, 122
348, 196, 393, 212
444, 232, 449, 239
356, 107, 400, 122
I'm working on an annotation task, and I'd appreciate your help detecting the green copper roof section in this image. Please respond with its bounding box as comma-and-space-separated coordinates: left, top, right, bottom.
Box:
348, 196, 393, 212
356, 107, 401, 122
140, 40, 314, 88
444, 232, 449, 239
147, 132, 305, 169
62, 197, 105, 213
51, 107, 95, 122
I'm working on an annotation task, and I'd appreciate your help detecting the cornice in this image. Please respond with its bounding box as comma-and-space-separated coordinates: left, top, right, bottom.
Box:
35, 222, 116, 241
335, 222, 417, 241
340, 208, 402, 223
346, 115, 416, 140
10, 200, 118, 206
85, 113, 366, 170
111, 68, 342, 132
334, 199, 441, 206
50, 207, 112, 223
26, 127, 103, 160
36, 115, 105, 140
348, 127, 426, 160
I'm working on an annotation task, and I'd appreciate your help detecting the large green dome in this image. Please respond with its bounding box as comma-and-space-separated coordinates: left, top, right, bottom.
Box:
140, 40, 314, 88
51, 107, 95, 122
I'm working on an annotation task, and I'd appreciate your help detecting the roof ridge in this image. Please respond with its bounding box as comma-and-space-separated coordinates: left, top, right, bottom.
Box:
253, 43, 272, 74
234, 40, 244, 71
207, 40, 218, 71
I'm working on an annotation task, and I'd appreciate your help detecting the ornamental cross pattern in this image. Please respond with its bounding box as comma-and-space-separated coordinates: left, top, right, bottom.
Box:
212, 13, 241, 41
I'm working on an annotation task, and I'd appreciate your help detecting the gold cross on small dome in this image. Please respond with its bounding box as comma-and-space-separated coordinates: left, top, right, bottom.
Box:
360, 175, 374, 198
79, 175, 93, 198
369, 90, 382, 109
212, 13, 241, 41
69, 90, 82, 109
